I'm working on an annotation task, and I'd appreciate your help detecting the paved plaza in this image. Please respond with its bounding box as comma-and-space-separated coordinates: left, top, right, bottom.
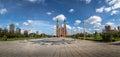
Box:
0, 38, 120, 57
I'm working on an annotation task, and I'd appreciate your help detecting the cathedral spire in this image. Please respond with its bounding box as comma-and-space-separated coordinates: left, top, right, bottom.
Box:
56, 19, 67, 37
56, 19, 59, 37
64, 19, 66, 37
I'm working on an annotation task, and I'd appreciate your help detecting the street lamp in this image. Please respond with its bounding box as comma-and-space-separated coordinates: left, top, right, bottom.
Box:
83, 20, 86, 40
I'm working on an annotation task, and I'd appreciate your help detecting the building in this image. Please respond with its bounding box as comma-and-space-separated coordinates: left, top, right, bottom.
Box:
0, 28, 2, 37
104, 25, 111, 32
16, 27, 21, 34
56, 19, 67, 37
9, 24, 15, 33
118, 26, 120, 31
24, 30, 28, 37
0, 28, 2, 31
36, 31, 39, 35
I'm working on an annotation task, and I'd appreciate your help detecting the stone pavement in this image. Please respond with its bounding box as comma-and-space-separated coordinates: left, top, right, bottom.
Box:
0, 38, 120, 57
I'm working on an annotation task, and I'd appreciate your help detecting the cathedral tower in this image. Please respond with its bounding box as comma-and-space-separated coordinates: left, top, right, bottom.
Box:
56, 19, 59, 37
56, 19, 67, 37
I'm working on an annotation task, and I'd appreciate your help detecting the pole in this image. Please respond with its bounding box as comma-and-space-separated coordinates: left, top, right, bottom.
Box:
83, 21, 86, 40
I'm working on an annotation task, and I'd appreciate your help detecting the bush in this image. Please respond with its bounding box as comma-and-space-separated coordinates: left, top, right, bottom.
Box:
94, 33, 101, 40
3, 35, 7, 41
102, 32, 112, 42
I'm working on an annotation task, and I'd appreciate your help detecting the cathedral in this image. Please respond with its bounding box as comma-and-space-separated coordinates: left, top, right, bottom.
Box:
56, 19, 67, 37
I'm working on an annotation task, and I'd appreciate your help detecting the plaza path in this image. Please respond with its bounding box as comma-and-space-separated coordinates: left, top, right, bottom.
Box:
0, 38, 120, 57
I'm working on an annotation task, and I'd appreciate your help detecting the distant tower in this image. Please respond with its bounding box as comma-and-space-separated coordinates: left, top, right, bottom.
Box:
9, 24, 15, 33
64, 20, 67, 37
105, 25, 111, 32
0, 28, 2, 37
24, 30, 28, 37
36, 31, 39, 35
16, 27, 21, 34
56, 19, 59, 37
118, 26, 120, 31
0, 27, 2, 31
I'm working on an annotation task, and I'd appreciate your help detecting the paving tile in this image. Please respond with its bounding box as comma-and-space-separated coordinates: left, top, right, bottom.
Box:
0, 38, 120, 57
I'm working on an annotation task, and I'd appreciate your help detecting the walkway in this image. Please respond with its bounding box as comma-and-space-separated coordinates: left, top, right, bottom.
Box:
0, 38, 120, 57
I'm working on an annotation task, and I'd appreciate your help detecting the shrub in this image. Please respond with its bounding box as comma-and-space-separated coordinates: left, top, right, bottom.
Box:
3, 35, 7, 41
94, 33, 101, 40
101, 32, 112, 42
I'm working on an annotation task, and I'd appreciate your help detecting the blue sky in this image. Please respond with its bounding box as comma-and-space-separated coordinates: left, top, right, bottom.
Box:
0, 0, 120, 35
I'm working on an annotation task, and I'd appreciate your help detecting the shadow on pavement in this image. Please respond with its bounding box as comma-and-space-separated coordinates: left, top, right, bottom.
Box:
28, 38, 75, 45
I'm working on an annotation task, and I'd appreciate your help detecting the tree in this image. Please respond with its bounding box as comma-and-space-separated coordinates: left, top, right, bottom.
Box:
94, 31, 101, 40
101, 32, 112, 42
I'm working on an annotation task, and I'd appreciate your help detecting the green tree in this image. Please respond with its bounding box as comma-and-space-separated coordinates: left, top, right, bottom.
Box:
102, 32, 112, 42
94, 31, 101, 40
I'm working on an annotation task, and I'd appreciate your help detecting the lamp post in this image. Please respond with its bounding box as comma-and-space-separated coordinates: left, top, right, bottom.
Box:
83, 20, 86, 40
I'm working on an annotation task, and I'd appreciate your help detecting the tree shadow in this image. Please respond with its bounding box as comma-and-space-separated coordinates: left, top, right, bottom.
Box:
109, 43, 120, 46
28, 38, 75, 45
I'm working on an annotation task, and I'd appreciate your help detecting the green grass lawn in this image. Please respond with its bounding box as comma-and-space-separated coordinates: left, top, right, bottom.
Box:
0, 37, 42, 41
85, 37, 102, 41
74, 37, 102, 40
1, 37, 120, 41
114, 38, 120, 41
85, 37, 120, 42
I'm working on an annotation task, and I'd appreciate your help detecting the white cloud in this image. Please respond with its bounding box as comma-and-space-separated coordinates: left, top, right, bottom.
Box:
51, 24, 72, 33
106, 0, 120, 10
61, 24, 72, 30
27, 20, 33, 24
106, 0, 111, 3
0, 25, 1, 27
104, 7, 112, 12
96, 6, 105, 13
53, 14, 66, 21
93, 23, 101, 28
77, 26, 83, 30
107, 0, 116, 5
76, 26, 83, 32
107, 0, 118, 5
0, 8, 7, 14
112, 2, 120, 9
105, 22, 116, 29
15, 23, 19, 26
94, 28, 100, 31
28, 0, 37, 2
31, 20, 52, 27
103, 0, 120, 15
23, 22, 29, 26
22, 20, 53, 34
111, 10, 119, 15
46, 12, 52, 15
106, 22, 115, 26
27, 0, 45, 4
85, 0, 91, 4
112, 19, 115, 21
79, 0, 91, 4
70, 26, 84, 33
86, 16, 102, 24
52, 24, 72, 32
51, 25, 56, 30
96, 0, 120, 15
96, 6, 112, 13
72, 27, 76, 29
69, 9, 74, 13
66, 24, 72, 30
23, 20, 33, 26
74, 20, 81, 25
